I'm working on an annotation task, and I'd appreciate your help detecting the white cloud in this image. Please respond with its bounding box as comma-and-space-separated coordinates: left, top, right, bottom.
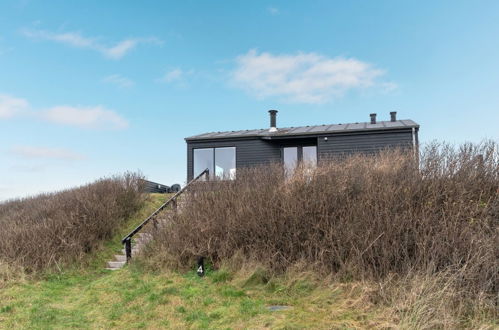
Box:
103, 39, 139, 59
0, 92, 129, 129
0, 94, 29, 118
10, 145, 85, 161
102, 74, 135, 88
231, 49, 391, 104
267, 7, 280, 15
158, 68, 183, 83
21, 28, 162, 60
41, 105, 129, 129
156, 68, 196, 86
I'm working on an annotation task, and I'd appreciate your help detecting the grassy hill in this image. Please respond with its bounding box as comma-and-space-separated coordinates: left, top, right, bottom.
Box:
0, 143, 497, 329
1, 194, 496, 329
1, 194, 392, 329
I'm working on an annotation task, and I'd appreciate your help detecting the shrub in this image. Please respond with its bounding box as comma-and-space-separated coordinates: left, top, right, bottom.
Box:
147, 141, 498, 305
0, 172, 145, 272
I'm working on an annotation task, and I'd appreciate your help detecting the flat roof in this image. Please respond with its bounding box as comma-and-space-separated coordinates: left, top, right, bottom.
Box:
185, 119, 419, 141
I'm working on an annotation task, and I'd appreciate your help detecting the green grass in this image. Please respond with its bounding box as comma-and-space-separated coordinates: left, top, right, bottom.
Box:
0, 262, 389, 329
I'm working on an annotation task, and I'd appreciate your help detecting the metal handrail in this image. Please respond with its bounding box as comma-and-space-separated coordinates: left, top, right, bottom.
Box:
121, 168, 209, 262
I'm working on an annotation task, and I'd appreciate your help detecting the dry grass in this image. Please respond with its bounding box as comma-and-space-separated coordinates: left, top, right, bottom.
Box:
145, 141, 499, 327
0, 172, 145, 274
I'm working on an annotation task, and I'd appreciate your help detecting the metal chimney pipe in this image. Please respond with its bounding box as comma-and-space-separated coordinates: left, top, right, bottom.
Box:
268, 110, 278, 131
370, 113, 377, 124
390, 111, 397, 122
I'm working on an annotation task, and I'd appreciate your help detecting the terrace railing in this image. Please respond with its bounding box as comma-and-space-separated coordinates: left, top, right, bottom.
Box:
121, 168, 209, 262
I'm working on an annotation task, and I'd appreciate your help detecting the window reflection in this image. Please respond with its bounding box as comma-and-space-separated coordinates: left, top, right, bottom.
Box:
193, 148, 213, 180
215, 147, 236, 180
193, 147, 236, 180
302, 146, 317, 168
283, 147, 298, 177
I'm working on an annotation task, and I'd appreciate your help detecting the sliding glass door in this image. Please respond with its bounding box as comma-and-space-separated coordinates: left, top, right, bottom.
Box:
283, 147, 298, 176
302, 146, 317, 167
282, 145, 317, 176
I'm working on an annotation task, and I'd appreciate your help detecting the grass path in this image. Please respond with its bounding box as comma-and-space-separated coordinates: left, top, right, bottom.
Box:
0, 194, 387, 329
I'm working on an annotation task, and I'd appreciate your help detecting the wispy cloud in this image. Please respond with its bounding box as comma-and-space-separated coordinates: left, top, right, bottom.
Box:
41, 105, 129, 129
10, 145, 85, 161
102, 74, 135, 88
21, 28, 162, 59
158, 68, 184, 83
156, 68, 195, 85
0, 94, 29, 119
231, 49, 393, 104
267, 7, 280, 15
0, 93, 129, 130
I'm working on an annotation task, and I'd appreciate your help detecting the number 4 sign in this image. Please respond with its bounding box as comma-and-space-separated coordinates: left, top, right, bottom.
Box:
196, 256, 205, 277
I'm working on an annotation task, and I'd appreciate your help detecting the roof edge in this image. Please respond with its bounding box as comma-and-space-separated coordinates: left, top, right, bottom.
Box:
185, 123, 419, 142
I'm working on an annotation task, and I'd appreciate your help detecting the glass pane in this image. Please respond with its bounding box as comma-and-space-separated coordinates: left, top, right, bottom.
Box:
283, 147, 298, 176
302, 146, 317, 168
215, 147, 236, 180
193, 148, 213, 180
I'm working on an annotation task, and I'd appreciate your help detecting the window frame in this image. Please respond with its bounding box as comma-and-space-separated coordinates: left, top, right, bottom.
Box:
280, 144, 317, 168
192, 146, 236, 181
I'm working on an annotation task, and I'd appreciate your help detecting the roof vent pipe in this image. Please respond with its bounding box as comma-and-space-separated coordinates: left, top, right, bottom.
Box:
390, 111, 397, 122
370, 113, 377, 124
269, 110, 278, 132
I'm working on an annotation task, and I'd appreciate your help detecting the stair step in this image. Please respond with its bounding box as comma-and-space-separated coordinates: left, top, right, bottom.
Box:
121, 248, 140, 255
114, 255, 126, 262
107, 261, 126, 268
105, 267, 120, 271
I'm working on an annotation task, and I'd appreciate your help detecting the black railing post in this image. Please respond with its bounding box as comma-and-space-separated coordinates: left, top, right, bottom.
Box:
120, 168, 210, 260
125, 237, 132, 262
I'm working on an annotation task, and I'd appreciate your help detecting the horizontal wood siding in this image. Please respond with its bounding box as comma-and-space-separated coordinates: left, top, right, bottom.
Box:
187, 138, 281, 180
317, 129, 414, 160
187, 128, 418, 180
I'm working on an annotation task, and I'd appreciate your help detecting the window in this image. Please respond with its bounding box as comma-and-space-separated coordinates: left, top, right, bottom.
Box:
193, 147, 236, 180
215, 147, 236, 180
282, 145, 317, 177
302, 146, 317, 168
283, 147, 298, 177
193, 148, 213, 180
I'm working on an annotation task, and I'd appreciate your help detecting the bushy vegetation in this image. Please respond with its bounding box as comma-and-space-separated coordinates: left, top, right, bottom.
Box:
0, 173, 145, 274
146, 141, 498, 326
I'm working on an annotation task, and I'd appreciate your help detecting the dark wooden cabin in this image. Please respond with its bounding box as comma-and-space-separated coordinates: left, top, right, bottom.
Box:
185, 110, 419, 181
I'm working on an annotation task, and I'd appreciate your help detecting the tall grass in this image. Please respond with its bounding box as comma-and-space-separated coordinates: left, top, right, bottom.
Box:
0, 172, 145, 273
146, 141, 498, 315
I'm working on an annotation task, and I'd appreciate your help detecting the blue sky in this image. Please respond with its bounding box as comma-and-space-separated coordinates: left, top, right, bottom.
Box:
1, 0, 498, 200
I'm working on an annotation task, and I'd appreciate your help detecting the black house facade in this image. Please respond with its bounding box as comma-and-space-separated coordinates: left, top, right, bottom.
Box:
185, 110, 419, 181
